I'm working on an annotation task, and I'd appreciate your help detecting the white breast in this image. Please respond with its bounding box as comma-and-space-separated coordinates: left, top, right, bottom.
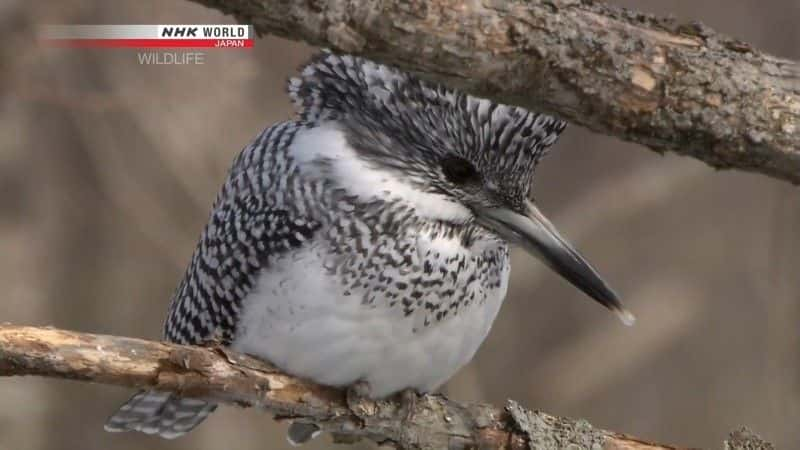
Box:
232, 121, 511, 397
232, 233, 509, 397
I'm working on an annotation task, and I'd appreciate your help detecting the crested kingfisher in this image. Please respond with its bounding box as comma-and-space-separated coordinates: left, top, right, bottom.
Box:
105, 52, 633, 441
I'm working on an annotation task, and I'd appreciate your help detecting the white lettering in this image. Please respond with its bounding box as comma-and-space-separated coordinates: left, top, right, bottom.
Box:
137, 52, 206, 65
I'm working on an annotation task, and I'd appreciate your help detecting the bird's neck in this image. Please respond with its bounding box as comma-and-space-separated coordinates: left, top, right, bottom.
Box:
291, 124, 473, 224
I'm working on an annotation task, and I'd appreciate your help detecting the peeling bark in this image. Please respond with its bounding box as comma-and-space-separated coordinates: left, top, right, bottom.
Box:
0, 324, 711, 449
189, 0, 800, 184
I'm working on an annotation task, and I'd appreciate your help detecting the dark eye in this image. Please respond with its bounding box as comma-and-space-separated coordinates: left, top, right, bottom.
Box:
441, 155, 479, 184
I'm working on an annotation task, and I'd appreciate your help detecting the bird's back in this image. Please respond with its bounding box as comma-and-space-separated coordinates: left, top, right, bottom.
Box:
106, 120, 319, 437
163, 120, 319, 346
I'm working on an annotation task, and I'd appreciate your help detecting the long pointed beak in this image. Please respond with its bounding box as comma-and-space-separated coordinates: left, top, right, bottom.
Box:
474, 201, 635, 325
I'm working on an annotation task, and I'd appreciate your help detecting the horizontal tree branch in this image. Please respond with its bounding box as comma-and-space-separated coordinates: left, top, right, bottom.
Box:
0, 324, 713, 449
190, 0, 800, 184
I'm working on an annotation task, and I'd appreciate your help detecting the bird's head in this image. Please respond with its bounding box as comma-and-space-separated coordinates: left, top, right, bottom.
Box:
288, 53, 633, 325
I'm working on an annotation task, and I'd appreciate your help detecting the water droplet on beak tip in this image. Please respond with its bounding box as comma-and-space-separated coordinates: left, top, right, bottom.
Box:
616, 308, 636, 326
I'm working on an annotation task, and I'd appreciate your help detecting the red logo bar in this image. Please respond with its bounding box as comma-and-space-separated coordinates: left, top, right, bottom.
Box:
43, 38, 254, 49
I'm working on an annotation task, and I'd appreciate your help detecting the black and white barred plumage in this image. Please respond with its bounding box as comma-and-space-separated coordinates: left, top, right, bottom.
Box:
105, 121, 315, 438
106, 52, 628, 440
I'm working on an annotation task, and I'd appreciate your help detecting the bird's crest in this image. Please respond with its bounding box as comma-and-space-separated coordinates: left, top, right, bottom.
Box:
288, 53, 418, 123
288, 52, 567, 196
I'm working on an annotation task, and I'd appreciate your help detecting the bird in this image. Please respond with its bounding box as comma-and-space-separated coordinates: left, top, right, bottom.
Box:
104, 52, 634, 442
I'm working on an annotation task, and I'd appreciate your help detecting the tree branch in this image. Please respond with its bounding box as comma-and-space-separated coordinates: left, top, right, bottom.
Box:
190, 0, 800, 184
0, 324, 699, 449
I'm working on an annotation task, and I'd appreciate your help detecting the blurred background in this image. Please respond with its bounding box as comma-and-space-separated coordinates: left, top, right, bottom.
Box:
2, 1, 799, 449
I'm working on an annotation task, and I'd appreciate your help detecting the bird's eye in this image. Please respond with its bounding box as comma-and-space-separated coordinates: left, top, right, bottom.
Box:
441, 155, 479, 184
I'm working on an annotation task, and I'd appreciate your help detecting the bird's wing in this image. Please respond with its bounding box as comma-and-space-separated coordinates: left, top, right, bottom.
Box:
163, 121, 320, 345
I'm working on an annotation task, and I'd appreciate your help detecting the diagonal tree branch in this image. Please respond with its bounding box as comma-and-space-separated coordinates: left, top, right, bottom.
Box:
190, 0, 800, 184
0, 324, 701, 449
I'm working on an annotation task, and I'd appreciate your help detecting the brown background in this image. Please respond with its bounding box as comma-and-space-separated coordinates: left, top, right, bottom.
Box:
2, 1, 799, 449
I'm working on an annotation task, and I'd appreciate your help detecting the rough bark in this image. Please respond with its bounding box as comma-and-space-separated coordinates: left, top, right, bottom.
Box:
188, 0, 800, 184
0, 324, 722, 449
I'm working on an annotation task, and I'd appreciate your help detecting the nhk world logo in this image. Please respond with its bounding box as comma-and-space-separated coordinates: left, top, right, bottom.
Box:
40, 24, 253, 65
40, 24, 253, 48
158, 25, 248, 39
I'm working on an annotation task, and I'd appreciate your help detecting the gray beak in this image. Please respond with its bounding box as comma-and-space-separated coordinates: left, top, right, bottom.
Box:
475, 201, 635, 325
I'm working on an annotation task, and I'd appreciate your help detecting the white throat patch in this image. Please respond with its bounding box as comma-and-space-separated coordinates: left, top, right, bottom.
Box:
290, 124, 472, 223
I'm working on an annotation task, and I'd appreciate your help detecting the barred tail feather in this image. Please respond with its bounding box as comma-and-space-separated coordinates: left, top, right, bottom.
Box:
104, 390, 216, 439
